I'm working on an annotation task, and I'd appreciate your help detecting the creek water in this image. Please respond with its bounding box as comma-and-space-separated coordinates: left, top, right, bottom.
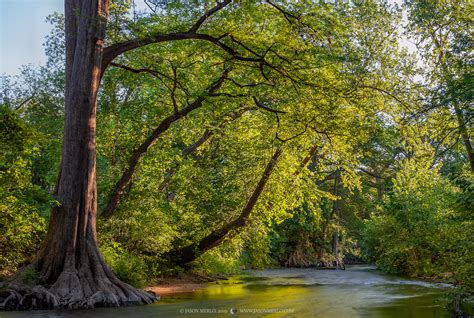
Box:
0, 265, 451, 318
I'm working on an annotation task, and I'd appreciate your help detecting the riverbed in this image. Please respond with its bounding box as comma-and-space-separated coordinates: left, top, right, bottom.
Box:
0, 265, 451, 317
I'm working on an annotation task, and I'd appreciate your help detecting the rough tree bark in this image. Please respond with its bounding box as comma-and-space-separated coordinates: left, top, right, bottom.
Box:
166, 147, 283, 266
0, 0, 155, 310
0, 0, 299, 310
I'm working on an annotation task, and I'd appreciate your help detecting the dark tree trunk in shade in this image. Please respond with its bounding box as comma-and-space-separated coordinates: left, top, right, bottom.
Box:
0, 0, 155, 310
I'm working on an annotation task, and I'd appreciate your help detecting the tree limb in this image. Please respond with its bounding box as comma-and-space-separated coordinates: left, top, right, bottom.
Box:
252, 96, 287, 114
102, 1, 239, 72
102, 68, 230, 218
188, 0, 232, 34
165, 146, 283, 266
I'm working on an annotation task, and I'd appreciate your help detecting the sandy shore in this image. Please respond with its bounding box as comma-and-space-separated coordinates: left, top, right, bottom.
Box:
145, 274, 226, 296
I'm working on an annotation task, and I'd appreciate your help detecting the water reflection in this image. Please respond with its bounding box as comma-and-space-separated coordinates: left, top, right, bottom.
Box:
0, 266, 450, 318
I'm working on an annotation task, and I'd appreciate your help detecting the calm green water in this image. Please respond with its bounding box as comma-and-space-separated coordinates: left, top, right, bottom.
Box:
0, 266, 451, 318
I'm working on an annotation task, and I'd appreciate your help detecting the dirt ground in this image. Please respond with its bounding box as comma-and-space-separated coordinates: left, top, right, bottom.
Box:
145, 273, 226, 296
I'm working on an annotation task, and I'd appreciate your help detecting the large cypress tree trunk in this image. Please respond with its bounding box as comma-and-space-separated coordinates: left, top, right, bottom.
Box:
0, 0, 155, 310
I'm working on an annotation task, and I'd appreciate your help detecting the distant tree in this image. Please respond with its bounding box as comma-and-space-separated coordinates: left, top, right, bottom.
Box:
405, 0, 473, 172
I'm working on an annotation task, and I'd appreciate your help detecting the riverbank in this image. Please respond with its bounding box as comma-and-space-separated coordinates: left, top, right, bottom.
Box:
145, 272, 228, 296
143, 267, 472, 316
1, 266, 453, 318
144, 263, 367, 296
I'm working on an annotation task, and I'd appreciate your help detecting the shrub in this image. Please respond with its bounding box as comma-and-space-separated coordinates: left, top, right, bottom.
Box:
100, 242, 149, 288
0, 195, 46, 275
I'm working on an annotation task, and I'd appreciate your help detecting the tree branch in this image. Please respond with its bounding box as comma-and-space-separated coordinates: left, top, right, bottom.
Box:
159, 107, 252, 193
103, 68, 230, 218
102, 1, 238, 72
110, 62, 190, 96
358, 167, 383, 179
170, 65, 179, 114
14, 95, 35, 111
252, 96, 287, 114
358, 85, 409, 109
165, 146, 283, 266
293, 144, 318, 177
188, 0, 232, 33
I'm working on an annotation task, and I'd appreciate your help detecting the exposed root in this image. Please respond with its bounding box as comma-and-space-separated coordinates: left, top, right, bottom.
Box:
0, 284, 156, 310
0, 285, 58, 310
285, 245, 316, 267
0, 270, 157, 310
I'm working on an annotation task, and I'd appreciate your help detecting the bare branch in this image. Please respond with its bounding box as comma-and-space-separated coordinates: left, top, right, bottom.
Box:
229, 35, 261, 57
276, 126, 308, 143
252, 96, 287, 114
266, 0, 300, 23
275, 117, 317, 143
14, 93, 36, 111
109, 62, 189, 95
110, 62, 170, 81
358, 85, 409, 109
143, 0, 157, 13
189, 0, 232, 33
170, 65, 179, 114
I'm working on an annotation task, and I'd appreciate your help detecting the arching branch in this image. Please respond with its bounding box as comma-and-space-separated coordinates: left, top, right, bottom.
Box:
252, 96, 287, 114
189, 0, 232, 33
103, 68, 230, 218
165, 146, 283, 266
102, 1, 239, 73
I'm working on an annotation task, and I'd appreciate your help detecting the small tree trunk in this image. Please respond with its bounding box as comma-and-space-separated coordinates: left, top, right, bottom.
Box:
331, 170, 344, 269
0, 0, 155, 310
331, 232, 339, 264
376, 175, 383, 201
453, 105, 474, 173
318, 240, 326, 264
